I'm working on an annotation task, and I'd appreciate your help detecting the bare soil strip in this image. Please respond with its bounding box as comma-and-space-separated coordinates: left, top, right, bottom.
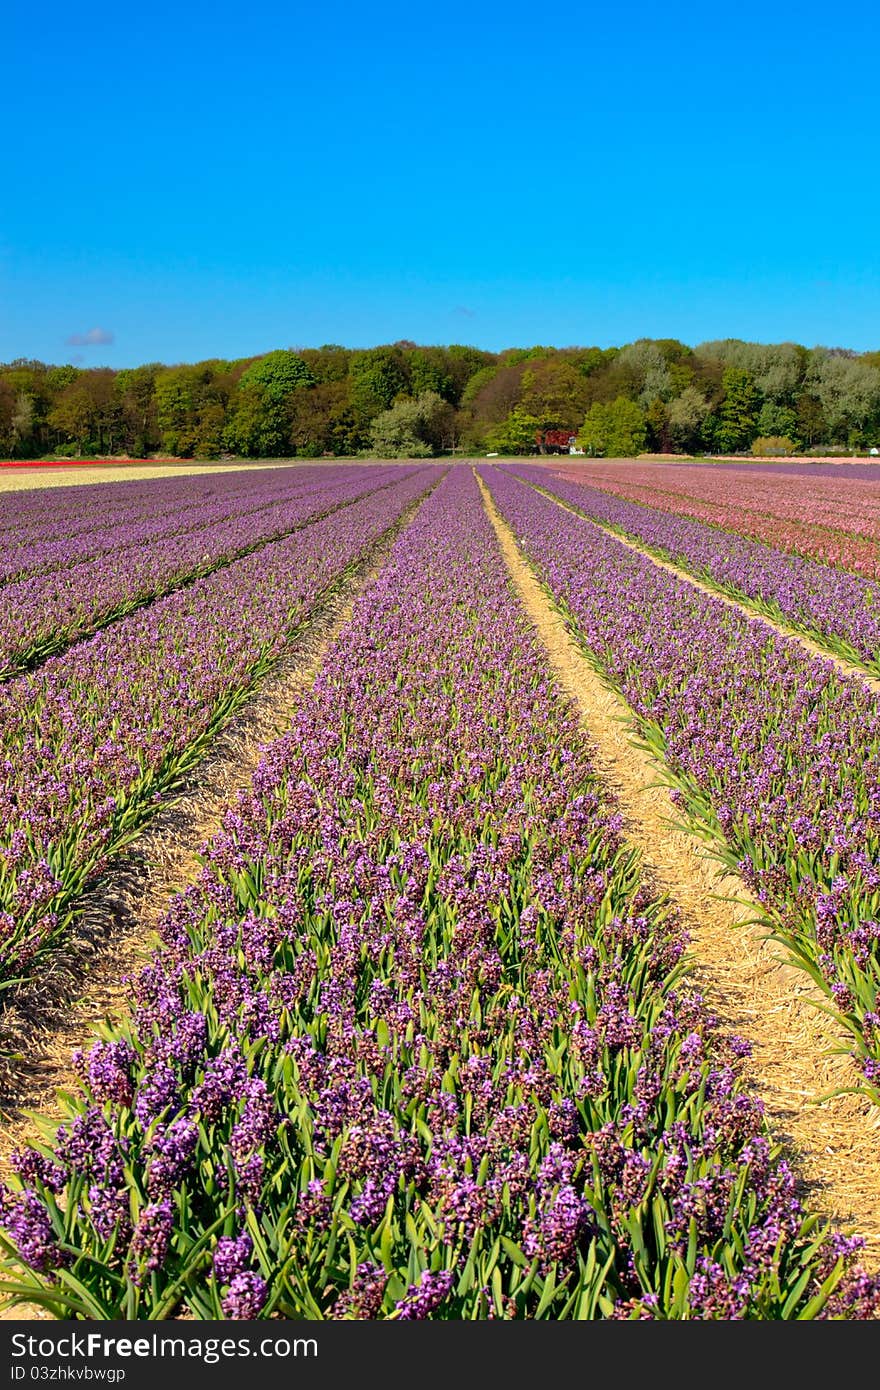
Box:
525, 477, 880, 693
476, 470, 880, 1267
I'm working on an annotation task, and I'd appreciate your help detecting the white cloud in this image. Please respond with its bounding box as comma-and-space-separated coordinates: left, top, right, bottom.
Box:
66, 326, 115, 347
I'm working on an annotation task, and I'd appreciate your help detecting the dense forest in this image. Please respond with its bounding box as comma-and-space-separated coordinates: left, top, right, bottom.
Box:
2, 339, 879, 459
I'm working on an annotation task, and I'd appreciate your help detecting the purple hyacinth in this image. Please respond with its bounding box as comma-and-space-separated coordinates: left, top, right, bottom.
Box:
222, 1271, 268, 1319
213, 1233, 253, 1285
0, 1188, 65, 1272
127, 1200, 174, 1285
394, 1269, 455, 1320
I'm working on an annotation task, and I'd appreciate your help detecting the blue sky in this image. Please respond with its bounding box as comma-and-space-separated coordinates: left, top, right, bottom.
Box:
3, 0, 878, 365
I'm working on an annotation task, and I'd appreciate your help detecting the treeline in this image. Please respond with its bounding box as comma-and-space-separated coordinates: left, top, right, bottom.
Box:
2, 338, 879, 459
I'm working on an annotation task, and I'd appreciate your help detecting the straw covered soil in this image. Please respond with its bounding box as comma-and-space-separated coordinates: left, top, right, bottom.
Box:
477, 469, 880, 1270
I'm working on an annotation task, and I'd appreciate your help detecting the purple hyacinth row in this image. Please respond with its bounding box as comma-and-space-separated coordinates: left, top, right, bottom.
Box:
505, 463, 880, 676
481, 465, 880, 1096
0, 466, 440, 989
690, 462, 880, 481
0, 467, 341, 581
0, 467, 409, 678
1, 466, 874, 1320
0, 466, 320, 553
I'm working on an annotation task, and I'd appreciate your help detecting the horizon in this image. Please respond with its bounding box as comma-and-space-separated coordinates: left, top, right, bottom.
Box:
5, 333, 878, 375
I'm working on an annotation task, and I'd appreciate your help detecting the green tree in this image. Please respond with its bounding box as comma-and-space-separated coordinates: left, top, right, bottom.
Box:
238, 349, 314, 401
223, 388, 287, 457
223, 349, 314, 458
115, 365, 160, 455
484, 407, 543, 455
289, 380, 358, 456
445, 345, 496, 403
756, 401, 800, 442
696, 340, 804, 404
666, 387, 710, 453
578, 397, 647, 457
459, 364, 500, 408
45, 365, 80, 394
518, 359, 591, 431
796, 393, 827, 447
155, 361, 234, 457
0, 379, 15, 455
300, 346, 352, 384
408, 348, 453, 401
47, 370, 120, 454
369, 391, 454, 457
0, 361, 53, 456
644, 398, 668, 451
806, 351, 880, 445
712, 367, 760, 452
348, 348, 409, 426
10, 392, 35, 456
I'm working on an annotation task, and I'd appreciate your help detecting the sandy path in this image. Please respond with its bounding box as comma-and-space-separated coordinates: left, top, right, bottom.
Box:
0, 461, 308, 494
476, 469, 880, 1267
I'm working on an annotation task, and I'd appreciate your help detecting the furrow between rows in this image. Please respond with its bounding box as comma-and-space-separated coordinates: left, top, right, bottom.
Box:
476, 469, 880, 1267
518, 471, 880, 694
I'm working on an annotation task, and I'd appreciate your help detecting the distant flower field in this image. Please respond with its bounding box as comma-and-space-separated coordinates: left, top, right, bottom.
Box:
553, 460, 880, 576
0, 460, 879, 1321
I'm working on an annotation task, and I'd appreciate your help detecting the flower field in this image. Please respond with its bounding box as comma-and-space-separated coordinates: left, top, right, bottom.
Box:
553, 461, 880, 577
0, 467, 339, 583
481, 466, 880, 1097
0, 466, 437, 992
0, 465, 410, 676
0, 461, 879, 1321
506, 463, 880, 675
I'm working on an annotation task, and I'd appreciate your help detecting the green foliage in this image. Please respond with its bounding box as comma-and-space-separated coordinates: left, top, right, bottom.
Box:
518, 359, 591, 431
710, 367, 760, 452
806, 351, 880, 443
114, 366, 160, 456
445, 345, 495, 402
459, 364, 500, 407
567, 346, 618, 377
578, 397, 647, 457
751, 435, 798, 456
348, 348, 410, 423
45, 365, 80, 393
221, 351, 315, 459
222, 389, 288, 458
644, 398, 668, 452
498, 345, 554, 367
408, 348, 453, 402
46, 370, 120, 455
299, 347, 351, 384
666, 387, 710, 453
155, 362, 236, 458
289, 381, 357, 457
238, 350, 314, 402
368, 391, 454, 457
795, 394, 826, 447
484, 407, 543, 455
756, 402, 800, 441
2, 337, 878, 460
